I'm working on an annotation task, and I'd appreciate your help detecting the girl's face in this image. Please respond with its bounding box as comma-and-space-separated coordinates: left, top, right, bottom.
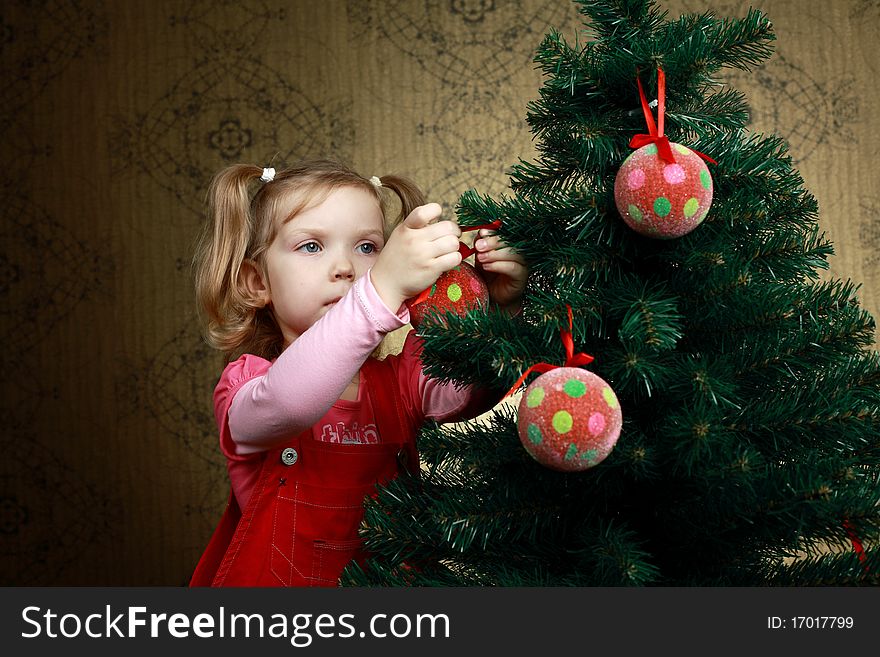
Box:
257, 185, 385, 345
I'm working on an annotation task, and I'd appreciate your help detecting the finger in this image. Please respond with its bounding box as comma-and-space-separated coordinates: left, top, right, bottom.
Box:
422, 219, 462, 241
475, 235, 516, 253
435, 218, 462, 236
477, 245, 526, 265
474, 235, 499, 252
478, 259, 528, 279
404, 203, 443, 229
428, 234, 463, 258
433, 250, 463, 272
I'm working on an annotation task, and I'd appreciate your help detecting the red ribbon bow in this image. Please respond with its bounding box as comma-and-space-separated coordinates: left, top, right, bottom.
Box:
503, 305, 594, 398
409, 220, 502, 308
630, 66, 717, 165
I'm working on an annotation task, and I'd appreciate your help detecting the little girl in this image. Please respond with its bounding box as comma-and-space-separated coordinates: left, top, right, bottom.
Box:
189, 159, 527, 587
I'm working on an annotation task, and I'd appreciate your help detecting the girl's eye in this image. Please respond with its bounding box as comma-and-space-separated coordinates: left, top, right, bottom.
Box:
298, 241, 321, 253
357, 242, 377, 255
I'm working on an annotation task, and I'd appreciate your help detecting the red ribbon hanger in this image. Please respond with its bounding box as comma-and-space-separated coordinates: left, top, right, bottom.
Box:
630, 66, 717, 165
409, 220, 502, 308
843, 518, 871, 575
503, 305, 594, 398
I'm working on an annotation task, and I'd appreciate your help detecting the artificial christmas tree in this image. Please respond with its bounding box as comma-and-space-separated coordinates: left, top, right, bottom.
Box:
343, 0, 880, 586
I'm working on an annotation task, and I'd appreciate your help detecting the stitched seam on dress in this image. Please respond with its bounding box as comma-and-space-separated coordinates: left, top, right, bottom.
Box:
275, 496, 360, 510
309, 543, 360, 584
288, 482, 312, 584
269, 482, 285, 585
316, 542, 362, 551
290, 481, 298, 584
270, 479, 299, 586
271, 545, 293, 566
312, 541, 323, 584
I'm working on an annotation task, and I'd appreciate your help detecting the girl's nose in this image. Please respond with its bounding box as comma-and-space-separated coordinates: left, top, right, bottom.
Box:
332, 255, 355, 280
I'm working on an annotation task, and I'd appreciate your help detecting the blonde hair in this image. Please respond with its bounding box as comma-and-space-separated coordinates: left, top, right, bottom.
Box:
193, 159, 426, 361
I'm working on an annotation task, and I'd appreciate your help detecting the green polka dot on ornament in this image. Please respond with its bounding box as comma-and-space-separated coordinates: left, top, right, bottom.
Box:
527, 424, 543, 445
602, 386, 618, 409
675, 143, 690, 155
653, 197, 672, 217
447, 284, 462, 302
683, 197, 699, 218
552, 410, 573, 434
581, 448, 600, 466
644, 144, 658, 156
563, 379, 586, 398
628, 205, 643, 223
700, 169, 711, 190
526, 386, 545, 408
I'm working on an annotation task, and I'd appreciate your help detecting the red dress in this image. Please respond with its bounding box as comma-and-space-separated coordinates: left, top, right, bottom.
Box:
189, 355, 419, 587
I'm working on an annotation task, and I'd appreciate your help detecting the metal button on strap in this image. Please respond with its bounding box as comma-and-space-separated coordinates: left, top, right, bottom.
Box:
280, 448, 298, 466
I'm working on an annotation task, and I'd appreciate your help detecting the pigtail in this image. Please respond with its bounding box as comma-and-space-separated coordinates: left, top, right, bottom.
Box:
374, 174, 426, 231
193, 163, 267, 357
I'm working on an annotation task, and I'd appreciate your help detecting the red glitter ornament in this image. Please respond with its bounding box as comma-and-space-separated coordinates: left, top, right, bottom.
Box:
614, 142, 713, 239
517, 367, 622, 472
405, 261, 489, 329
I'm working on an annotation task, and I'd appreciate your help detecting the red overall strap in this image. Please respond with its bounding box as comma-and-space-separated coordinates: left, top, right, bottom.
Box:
361, 356, 421, 473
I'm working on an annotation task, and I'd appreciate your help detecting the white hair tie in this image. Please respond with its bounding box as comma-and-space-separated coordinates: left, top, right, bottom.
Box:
369, 176, 382, 188
260, 167, 276, 183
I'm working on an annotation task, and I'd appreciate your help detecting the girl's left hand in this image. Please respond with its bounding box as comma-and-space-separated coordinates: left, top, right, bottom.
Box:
473, 229, 528, 315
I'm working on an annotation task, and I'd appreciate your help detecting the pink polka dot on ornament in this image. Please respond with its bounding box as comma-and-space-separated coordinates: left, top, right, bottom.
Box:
627, 168, 646, 190
588, 412, 606, 435
663, 164, 686, 184
469, 277, 483, 295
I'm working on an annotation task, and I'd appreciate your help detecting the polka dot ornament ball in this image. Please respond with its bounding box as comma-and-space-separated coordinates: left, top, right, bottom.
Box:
614, 142, 713, 239
405, 261, 489, 329
517, 368, 622, 472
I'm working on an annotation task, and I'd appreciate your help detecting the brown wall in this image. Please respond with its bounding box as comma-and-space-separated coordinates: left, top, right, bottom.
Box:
1, 0, 877, 585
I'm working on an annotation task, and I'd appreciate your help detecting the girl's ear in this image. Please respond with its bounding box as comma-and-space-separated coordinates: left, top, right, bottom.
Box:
240, 259, 271, 306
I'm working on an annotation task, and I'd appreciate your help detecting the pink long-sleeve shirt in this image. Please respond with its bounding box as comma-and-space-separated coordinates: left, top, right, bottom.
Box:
214, 269, 489, 509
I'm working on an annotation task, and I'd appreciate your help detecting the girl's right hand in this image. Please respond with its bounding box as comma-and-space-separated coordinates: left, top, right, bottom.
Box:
371, 203, 462, 312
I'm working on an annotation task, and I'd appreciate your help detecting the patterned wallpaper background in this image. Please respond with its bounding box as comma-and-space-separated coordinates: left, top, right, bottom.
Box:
1, 0, 877, 585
